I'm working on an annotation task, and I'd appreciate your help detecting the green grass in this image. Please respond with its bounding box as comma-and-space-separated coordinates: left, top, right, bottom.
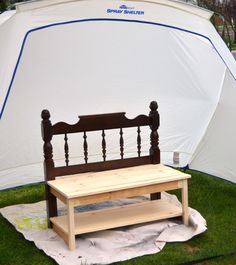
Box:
231, 42, 236, 51
0, 170, 236, 265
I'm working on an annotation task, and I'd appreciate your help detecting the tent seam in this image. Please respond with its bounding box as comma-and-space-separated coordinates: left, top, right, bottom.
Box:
189, 67, 227, 166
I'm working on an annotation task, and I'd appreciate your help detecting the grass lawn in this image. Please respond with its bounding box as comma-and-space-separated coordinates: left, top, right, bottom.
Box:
0, 169, 236, 265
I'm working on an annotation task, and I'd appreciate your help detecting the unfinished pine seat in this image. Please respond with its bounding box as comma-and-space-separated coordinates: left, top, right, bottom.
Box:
48, 164, 190, 250
41, 101, 191, 250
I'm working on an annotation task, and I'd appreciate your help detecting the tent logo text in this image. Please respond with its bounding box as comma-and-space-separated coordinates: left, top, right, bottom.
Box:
107, 5, 144, 15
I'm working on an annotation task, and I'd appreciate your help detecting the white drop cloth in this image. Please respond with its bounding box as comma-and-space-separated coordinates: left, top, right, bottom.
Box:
0, 192, 207, 264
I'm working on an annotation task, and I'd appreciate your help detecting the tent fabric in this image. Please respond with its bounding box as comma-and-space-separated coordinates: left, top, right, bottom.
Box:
0, 0, 236, 189
0, 10, 15, 25
190, 69, 236, 183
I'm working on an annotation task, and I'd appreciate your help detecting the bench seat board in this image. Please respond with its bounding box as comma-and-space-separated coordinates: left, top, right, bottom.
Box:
48, 164, 190, 199
50, 199, 182, 235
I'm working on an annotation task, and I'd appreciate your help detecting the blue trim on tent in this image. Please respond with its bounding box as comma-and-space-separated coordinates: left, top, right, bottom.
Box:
0, 17, 235, 119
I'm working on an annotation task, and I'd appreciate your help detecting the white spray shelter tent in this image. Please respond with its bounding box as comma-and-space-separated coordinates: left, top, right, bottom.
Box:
0, 0, 236, 190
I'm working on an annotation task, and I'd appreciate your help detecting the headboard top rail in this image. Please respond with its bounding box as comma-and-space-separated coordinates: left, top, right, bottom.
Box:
50, 112, 151, 135
79, 112, 125, 119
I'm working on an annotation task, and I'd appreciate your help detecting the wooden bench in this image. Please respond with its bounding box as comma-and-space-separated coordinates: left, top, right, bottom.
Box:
41, 101, 191, 250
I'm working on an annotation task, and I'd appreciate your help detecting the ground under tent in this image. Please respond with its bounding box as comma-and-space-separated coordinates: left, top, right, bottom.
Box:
0, 0, 236, 190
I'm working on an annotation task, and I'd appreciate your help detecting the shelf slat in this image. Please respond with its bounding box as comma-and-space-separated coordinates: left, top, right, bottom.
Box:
50, 199, 182, 235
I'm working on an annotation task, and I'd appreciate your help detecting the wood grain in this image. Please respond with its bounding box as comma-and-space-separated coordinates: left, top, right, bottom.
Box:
48, 164, 190, 199
50, 199, 182, 235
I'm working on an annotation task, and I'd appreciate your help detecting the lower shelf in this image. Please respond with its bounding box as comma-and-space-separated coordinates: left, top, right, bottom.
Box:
51, 199, 182, 235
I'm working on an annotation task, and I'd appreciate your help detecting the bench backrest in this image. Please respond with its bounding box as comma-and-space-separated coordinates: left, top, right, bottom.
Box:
41, 101, 160, 181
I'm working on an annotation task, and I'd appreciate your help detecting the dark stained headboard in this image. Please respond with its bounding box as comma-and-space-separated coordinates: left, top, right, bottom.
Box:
41, 101, 160, 182
41, 101, 160, 220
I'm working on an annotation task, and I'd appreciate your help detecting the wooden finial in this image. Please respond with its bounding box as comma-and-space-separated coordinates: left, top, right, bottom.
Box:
41, 110, 52, 142
149, 101, 160, 164
149, 101, 158, 112
41, 109, 50, 120
41, 110, 53, 165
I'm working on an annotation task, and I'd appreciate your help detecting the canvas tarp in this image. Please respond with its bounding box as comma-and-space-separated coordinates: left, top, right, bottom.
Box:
0, 193, 207, 264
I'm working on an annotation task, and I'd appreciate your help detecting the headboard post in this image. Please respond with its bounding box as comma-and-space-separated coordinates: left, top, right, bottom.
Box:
149, 101, 160, 164
149, 101, 161, 200
41, 109, 57, 225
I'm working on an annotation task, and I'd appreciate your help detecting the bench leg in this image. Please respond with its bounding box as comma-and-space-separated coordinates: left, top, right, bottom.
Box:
150, 192, 161, 200
46, 185, 57, 228
67, 200, 76, 250
181, 179, 189, 225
